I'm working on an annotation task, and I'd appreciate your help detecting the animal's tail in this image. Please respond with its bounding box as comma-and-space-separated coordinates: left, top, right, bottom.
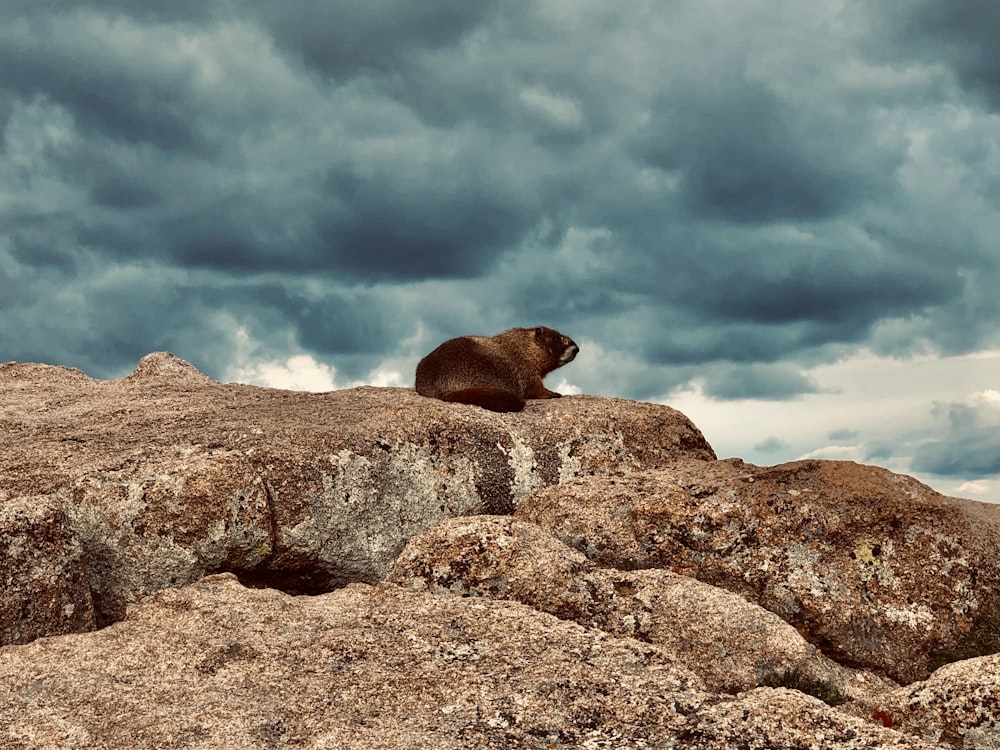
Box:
444, 388, 525, 413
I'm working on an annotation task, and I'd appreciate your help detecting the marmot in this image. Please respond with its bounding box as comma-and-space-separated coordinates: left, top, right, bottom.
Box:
415, 326, 579, 412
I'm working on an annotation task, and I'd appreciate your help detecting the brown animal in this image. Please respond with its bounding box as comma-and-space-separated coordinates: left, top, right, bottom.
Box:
415, 326, 579, 412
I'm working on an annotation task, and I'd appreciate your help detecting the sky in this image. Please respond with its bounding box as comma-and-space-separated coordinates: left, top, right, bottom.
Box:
2, 1, 999, 502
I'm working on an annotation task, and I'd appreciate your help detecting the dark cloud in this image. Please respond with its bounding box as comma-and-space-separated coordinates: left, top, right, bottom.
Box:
689, 255, 957, 328
6, 0, 224, 23
912, 433, 1000, 479
699, 363, 821, 401
1, 0, 998, 447
314, 160, 533, 280
754, 436, 789, 454
0, 13, 217, 154
0, 259, 207, 378
865, 443, 895, 463
911, 399, 1000, 478
245, 283, 412, 360
828, 428, 860, 442
635, 81, 891, 224
641, 316, 852, 368
868, 0, 1000, 107
253, 1, 498, 78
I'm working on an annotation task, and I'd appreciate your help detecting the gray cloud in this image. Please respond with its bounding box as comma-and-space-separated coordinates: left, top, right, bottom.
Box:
0, 12, 218, 154
254, 1, 496, 78
865, 444, 895, 463
911, 399, 1000, 478
867, 0, 1000, 107
753, 436, 789, 454
700, 363, 821, 401
828, 428, 860, 442
635, 79, 896, 224
1, 0, 999, 421
912, 435, 1000, 479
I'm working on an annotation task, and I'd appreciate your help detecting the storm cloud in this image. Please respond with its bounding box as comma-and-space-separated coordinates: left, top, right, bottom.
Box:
912, 394, 1000, 478
2, 0, 999, 495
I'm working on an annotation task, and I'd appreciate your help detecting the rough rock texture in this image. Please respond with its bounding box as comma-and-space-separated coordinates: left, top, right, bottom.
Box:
0, 496, 95, 646
387, 515, 892, 701
0, 352, 712, 630
0, 574, 934, 750
848, 652, 1000, 749
4, 352, 999, 748
678, 687, 932, 749
516, 458, 1000, 684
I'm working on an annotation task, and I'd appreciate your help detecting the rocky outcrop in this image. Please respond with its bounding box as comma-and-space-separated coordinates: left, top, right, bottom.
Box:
0, 496, 95, 645
516, 458, 1000, 684
2, 352, 999, 748
0, 352, 712, 631
0, 574, 934, 750
856, 653, 1000, 747
386, 515, 892, 701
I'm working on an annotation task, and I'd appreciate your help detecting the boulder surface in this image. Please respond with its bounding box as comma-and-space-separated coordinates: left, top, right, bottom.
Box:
0, 352, 712, 631
516, 457, 1000, 683
2, 352, 999, 749
0, 574, 934, 750
856, 653, 1000, 747
0, 496, 95, 645
387, 515, 890, 701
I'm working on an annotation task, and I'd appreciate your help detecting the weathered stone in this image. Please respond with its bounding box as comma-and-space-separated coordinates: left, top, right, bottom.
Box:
0, 352, 713, 633
3, 351, 995, 748
679, 688, 931, 749
0, 496, 95, 645
64, 445, 272, 626
387, 515, 894, 701
851, 654, 1000, 749
0, 574, 934, 749
516, 458, 1000, 683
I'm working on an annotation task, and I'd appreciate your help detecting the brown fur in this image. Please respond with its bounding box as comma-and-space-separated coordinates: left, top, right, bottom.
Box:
415, 327, 579, 412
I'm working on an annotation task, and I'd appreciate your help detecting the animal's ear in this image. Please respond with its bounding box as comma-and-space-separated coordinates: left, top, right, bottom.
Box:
534, 327, 545, 341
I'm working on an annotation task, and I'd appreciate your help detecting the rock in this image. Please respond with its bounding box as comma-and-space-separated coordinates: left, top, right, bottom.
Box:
386, 515, 893, 701
3, 351, 994, 747
0, 496, 95, 645
678, 688, 931, 749
852, 654, 1000, 749
516, 458, 1000, 684
0, 352, 713, 635
63, 445, 273, 626
0, 574, 934, 749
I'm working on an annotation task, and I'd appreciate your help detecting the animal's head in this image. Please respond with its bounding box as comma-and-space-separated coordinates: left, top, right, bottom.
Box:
534, 326, 579, 368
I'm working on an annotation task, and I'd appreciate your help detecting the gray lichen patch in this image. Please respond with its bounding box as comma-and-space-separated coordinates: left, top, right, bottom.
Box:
281, 445, 484, 585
